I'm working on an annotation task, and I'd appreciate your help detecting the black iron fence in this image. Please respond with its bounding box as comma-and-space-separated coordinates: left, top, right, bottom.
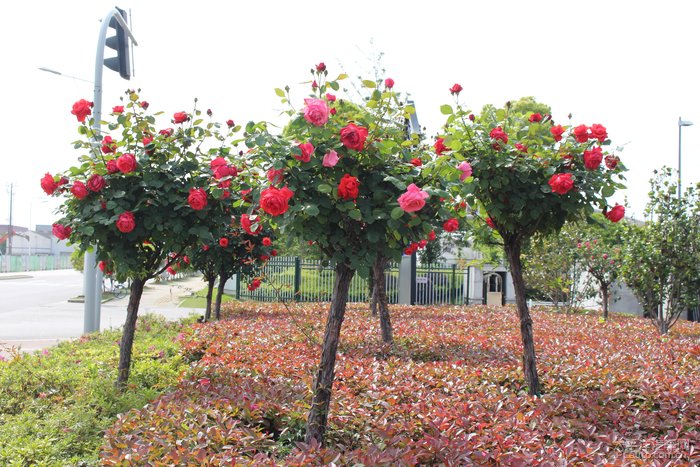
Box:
235, 256, 469, 305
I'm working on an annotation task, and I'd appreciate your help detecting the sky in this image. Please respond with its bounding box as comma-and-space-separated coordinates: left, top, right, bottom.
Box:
2, 0, 698, 230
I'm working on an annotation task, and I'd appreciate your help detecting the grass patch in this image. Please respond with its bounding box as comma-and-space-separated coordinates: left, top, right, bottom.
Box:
0, 313, 199, 466
178, 286, 236, 308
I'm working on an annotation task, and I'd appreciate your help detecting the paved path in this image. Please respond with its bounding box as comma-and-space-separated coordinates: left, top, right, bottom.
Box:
0, 271, 207, 357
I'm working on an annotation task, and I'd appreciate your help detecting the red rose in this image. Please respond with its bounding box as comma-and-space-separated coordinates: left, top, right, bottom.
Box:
70, 181, 88, 200
605, 204, 625, 222
101, 135, 116, 154
548, 173, 574, 195
140, 101, 149, 109
142, 135, 154, 147
241, 214, 263, 235
529, 113, 543, 123
262, 237, 272, 246
340, 123, 369, 151
271, 249, 278, 257
515, 143, 528, 153
295, 142, 315, 162
173, 111, 189, 124
583, 147, 603, 170
207, 109, 213, 117
428, 230, 436, 241
106, 160, 119, 174
316, 62, 326, 72
112, 105, 124, 114
210, 157, 227, 169
167, 266, 177, 275
337, 174, 360, 200
116, 153, 137, 173
604, 154, 620, 170
449, 83, 463, 95
589, 123, 608, 142
469, 114, 475, 121
219, 237, 229, 247
267, 168, 285, 185
326, 93, 336, 102
40, 173, 59, 195
384, 78, 395, 89
410, 158, 422, 167
312, 80, 318, 89
71, 99, 93, 123
434, 138, 450, 155
486, 217, 496, 229
260, 186, 294, 216
188, 188, 208, 210
226, 119, 235, 128
116, 211, 136, 233
573, 124, 589, 143
247, 278, 262, 291
330, 108, 337, 115
443, 218, 459, 232
52, 223, 72, 240
87, 174, 106, 192
550, 124, 565, 142
159, 128, 174, 137
489, 127, 509, 148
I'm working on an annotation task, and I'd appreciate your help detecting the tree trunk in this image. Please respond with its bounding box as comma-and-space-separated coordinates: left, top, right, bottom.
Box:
116, 277, 146, 389
305, 263, 355, 445
504, 238, 541, 397
368, 266, 377, 315
204, 276, 215, 322
373, 254, 392, 344
601, 283, 609, 321
214, 273, 228, 320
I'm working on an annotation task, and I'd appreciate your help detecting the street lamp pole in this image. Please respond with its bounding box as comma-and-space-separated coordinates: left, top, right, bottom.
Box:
678, 117, 693, 197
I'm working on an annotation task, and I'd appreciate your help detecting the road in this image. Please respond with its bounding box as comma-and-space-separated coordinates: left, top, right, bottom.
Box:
0, 269, 205, 355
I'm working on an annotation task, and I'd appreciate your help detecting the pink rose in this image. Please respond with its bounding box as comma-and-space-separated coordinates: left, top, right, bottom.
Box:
70, 181, 88, 200
449, 83, 463, 95
303, 98, 330, 127
295, 142, 315, 163
398, 183, 429, 212
116, 211, 136, 233
340, 123, 369, 151
457, 161, 473, 181
316, 62, 326, 72
385, 78, 395, 89
52, 223, 72, 240
106, 160, 119, 174
87, 174, 106, 192
116, 153, 137, 173
326, 93, 336, 102
322, 150, 339, 167
188, 188, 208, 210
548, 173, 574, 195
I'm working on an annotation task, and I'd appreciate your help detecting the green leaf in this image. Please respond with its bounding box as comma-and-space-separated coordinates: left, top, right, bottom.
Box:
601, 185, 615, 198
329, 81, 340, 91
348, 209, 362, 220
391, 207, 404, 219
305, 204, 320, 216
362, 79, 377, 88
440, 104, 454, 115
274, 88, 286, 97
317, 184, 333, 194
336, 73, 348, 80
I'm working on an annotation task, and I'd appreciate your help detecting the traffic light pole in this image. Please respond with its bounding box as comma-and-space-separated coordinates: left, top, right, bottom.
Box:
83, 7, 137, 334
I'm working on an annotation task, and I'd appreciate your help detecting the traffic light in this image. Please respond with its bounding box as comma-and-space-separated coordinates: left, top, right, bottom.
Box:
104, 7, 131, 80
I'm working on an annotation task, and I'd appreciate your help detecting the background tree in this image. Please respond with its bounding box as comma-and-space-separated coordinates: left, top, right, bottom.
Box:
45, 92, 234, 387
441, 93, 626, 395
248, 66, 452, 444
620, 168, 700, 334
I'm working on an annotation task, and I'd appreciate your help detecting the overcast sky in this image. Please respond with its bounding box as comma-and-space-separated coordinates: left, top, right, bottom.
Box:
2, 0, 698, 230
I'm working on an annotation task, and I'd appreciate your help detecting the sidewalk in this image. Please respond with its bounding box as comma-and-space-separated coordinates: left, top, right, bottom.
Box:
0, 274, 207, 357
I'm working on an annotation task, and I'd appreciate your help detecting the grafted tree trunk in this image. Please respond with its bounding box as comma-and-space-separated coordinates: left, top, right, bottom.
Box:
504, 238, 540, 396
305, 263, 355, 445
203, 275, 216, 322
369, 268, 378, 316
373, 254, 392, 344
601, 283, 609, 321
214, 273, 228, 320
116, 277, 146, 389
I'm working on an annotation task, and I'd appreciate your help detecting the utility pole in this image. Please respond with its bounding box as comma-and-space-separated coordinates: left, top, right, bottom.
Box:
7, 183, 13, 256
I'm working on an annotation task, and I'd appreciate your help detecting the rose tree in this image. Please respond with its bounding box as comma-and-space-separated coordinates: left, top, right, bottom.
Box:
440, 94, 626, 396
45, 92, 237, 387
246, 66, 452, 443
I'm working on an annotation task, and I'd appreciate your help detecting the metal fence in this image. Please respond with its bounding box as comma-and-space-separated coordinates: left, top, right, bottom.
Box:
236, 256, 466, 305
0, 254, 72, 273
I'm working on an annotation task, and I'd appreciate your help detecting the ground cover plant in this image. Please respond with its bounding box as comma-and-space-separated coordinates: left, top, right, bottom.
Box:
0, 314, 195, 466
102, 303, 700, 465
